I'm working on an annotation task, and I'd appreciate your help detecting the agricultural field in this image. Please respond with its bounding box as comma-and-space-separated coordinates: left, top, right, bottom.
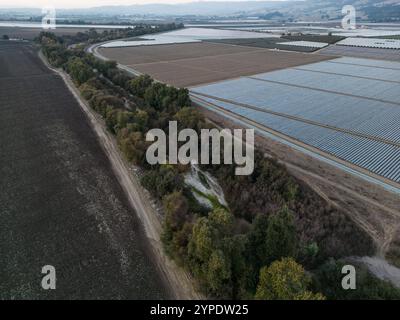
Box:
280, 34, 345, 44
191, 57, 400, 188
336, 37, 400, 49
207, 34, 344, 52
0, 42, 169, 299
98, 42, 333, 87
100, 27, 274, 48
374, 35, 400, 40
142, 27, 277, 40
319, 44, 400, 61
206, 38, 319, 53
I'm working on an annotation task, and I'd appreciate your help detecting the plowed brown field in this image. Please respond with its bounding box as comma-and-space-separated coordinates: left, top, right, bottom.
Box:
0, 42, 169, 299
98, 42, 334, 87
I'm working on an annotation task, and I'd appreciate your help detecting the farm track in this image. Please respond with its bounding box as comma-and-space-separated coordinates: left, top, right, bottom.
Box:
39, 50, 202, 300
0, 42, 170, 299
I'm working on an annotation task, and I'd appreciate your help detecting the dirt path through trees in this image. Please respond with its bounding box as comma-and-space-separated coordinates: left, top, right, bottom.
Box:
40, 51, 202, 300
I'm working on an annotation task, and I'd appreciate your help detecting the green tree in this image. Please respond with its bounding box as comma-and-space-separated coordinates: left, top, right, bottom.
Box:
186, 209, 233, 270
141, 165, 183, 198
174, 107, 205, 132
128, 74, 153, 98
313, 258, 400, 300
163, 191, 189, 232
89, 94, 124, 117
134, 109, 149, 131
186, 209, 236, 297
255, 257, 325, 300
161, 191, 191, 259
247, 214, 269, 268
116, 110, 134, 130
265, 206, 298, 264
209, 208, 233, 235
284, 180, 298, 202
117, 129, 147, 165
175, 88, 191, 109
206, 249, 232, 297
79, 83, 97, 100
188, 217, 214, 266
225, 234, 252, 299
67, 57, 94, 86
105, 108, 119, 133
144, 82, 168, 110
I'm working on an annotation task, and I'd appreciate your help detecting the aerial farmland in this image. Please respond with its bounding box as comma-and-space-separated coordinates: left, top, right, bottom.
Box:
98, 40, 332, 87
96, 27, 400, 191
191, 57, 400, 186
2, 0, 400, 302
0, 41, 169, 299
94, 26, 400, 262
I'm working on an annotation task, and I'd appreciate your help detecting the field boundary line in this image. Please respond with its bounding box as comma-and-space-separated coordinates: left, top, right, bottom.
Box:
326, 59, 400, 71
246, 76, 400, 106
293, 67, 400, 84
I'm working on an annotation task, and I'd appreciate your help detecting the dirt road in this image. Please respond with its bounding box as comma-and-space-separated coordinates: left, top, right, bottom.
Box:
40, 51, 201, 300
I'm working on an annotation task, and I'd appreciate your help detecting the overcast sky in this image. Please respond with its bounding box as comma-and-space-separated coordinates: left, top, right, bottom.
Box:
0, 0, 286, 9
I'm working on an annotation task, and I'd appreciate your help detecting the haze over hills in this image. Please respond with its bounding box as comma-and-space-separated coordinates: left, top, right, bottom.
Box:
0, 1, 294, 17
0, 0, 399, 21
76, 1, 292, 16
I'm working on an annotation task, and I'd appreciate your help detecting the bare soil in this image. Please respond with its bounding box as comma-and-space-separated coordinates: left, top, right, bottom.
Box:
98, 42, 335, 87
0, 41, 170, 299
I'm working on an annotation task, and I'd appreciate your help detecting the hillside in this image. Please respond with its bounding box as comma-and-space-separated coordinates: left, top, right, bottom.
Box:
1, 0, 399, 22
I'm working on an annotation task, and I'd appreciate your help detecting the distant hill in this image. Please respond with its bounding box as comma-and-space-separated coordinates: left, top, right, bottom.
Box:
245, 0, 400, 22
0, 0, 398, 22
247, 0, 400, 22
63, 0, 400, 22
62, 1, 295, 17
